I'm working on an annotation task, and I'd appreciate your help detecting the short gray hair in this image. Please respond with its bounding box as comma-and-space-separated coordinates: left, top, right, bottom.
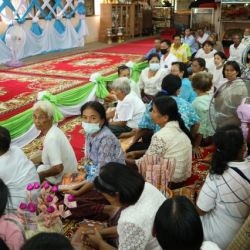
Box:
111, 77, 131, 95
33, 100, 55, 119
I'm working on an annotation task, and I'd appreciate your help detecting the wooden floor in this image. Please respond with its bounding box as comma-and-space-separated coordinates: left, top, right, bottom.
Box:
0, 36, 154, 70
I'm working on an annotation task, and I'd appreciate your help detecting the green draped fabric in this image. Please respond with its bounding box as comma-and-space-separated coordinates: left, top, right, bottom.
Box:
41, 92, 64, 122
131, 61, 148, 82
95, 73, 118, 99
55, 82, 95, 106
0, 109, 33, 139
0, 61, 148, 139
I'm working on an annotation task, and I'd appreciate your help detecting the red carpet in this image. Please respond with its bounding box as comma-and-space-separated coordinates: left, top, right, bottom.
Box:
97, 38, 156, 55
0, 52, 141, 120
0, 73, 88, 121
0, 52, 141, 80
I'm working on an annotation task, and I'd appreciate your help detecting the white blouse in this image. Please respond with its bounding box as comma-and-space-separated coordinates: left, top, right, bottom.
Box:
117, 182, 166, 250
197, 159, 250, 249
139, 67, 168, 96
211, 66, 227, 89
114, 92, 146, 128
195, 49, 217, 73
143, 121, 192, 182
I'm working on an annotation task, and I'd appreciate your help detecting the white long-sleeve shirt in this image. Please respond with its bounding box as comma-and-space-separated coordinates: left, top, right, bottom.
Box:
228, 43, 246, 65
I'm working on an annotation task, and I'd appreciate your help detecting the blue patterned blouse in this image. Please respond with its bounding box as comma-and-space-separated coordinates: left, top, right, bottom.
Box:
84, 126, 125, 182
138, 97, 200, 133
179, 78, 197, 103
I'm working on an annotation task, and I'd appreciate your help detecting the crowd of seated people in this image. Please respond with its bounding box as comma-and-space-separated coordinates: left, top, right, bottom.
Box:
0, 26, 250, 250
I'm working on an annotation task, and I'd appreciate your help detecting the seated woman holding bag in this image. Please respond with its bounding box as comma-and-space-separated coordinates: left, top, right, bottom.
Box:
67, 101, 125, 220
127, 96, 193, 185
197, 125, 250, 249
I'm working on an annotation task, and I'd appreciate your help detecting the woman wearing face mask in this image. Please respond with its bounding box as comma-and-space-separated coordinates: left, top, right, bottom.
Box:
139, 53, 168, 103
66, 101, 125, 220
211, 51, 227, 90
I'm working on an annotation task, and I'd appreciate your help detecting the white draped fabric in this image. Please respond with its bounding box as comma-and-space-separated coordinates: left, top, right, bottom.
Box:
0, 39, 11, 62
0, 0, 88, 64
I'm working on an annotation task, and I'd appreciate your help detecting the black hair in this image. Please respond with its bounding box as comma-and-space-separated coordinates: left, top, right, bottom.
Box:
172, 62, 189, 78
80, 101, 108, 127
214, 51, 227, 61
192, 58, 206, 70
0, 179, 10, 217
161, 39, 171, 47
222, 61, 241, 78
211, 125, 244, 175
154, 196, 203, 250
202, 40, 214, 48
21, 233, 74, 250
246, 50, 250, 64
152, 96, 192, 142
232, 33, 242, 40
0, 126, 11, 153
161, 74, 182, 96
173, 33, 181, 39
147, 53, 160, 62
117, 65, 130, 76
94, 162, 145, 205
0, 239, 9, 250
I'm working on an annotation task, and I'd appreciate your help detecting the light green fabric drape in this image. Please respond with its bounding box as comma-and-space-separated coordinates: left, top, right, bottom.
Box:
0, 61, 148, 139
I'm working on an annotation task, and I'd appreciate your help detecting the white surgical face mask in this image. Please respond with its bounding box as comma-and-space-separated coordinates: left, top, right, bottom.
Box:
82, 122, 100, 134
149, 63, 160, 71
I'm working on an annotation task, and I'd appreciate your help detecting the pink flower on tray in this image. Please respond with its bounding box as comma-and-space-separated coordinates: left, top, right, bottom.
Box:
43, 181, 50, 190
51, 185, 58, 193
47, 206, 55, 213
67, 194, 76, 202
46, 195, 54, 203
27, 202, 37, 213
33, 182, 40, 189
19, 202, 27, 210
27, 183, 34, 191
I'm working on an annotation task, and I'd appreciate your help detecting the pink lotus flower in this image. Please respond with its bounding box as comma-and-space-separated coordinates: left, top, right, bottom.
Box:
27, 184, 34, 191
47, 206, 55, 213
68, 194, 75, 202
46, 195, 53, 203
33, 182, 40, 189
19, 202, 27, 210
43, 182, 50, 190
27, 202, 37, 213
51, 185, 58, 193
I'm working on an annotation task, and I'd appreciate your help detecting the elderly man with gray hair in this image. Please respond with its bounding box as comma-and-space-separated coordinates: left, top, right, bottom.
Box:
109, 77, 145, 137
33, 100, 77, 184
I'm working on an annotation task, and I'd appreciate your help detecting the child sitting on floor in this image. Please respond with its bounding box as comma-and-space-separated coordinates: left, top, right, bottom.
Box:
191, 72, 215, 158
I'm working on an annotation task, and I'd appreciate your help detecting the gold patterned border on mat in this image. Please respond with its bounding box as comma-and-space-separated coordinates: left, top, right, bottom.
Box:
0, 73, 85, 116
5, 52, 141, 79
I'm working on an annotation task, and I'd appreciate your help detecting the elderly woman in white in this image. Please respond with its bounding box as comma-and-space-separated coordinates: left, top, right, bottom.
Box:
108, 77, 146, 138
33, 100, 77, 184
